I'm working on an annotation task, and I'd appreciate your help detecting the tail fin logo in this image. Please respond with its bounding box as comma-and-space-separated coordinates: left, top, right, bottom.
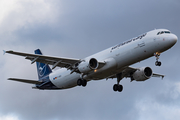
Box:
38, 63, 47, 77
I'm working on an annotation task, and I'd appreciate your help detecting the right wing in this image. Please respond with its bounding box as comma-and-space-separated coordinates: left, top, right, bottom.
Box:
107, 66, 165, 80
127, 67, 165, 79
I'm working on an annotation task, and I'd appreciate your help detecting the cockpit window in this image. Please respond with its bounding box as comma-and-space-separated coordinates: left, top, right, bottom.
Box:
165, 31, 170, 34
157, 31, 171, 35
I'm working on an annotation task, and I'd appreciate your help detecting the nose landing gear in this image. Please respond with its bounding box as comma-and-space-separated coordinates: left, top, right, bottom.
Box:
154, 52, 161, 66
155, 61, 161, 66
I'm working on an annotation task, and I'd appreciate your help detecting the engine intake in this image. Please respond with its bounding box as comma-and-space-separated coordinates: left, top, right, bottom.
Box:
89, 58, 98, 69
78, 58, 99, 73
133, 67, 152, 81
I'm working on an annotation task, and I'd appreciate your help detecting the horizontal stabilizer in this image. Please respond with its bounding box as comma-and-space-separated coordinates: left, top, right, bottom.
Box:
8, 78, 42, 84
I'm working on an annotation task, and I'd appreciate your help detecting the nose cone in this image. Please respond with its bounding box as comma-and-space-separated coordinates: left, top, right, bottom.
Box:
161, 34, 178, 51
171, 34, 178, 45
167, 34, 178, 47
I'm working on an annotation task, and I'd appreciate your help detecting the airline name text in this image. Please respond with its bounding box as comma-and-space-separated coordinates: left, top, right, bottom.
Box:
111, 33, 147, 51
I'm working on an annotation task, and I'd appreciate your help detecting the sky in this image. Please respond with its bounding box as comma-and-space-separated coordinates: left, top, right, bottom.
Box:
0, 0, 180, 120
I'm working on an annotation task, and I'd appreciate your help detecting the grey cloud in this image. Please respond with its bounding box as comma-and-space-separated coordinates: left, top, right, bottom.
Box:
0, 0, 180, 120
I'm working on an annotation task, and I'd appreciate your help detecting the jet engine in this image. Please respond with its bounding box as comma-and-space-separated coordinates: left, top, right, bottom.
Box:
78, 58, 99, 73
133, 67, 152, 81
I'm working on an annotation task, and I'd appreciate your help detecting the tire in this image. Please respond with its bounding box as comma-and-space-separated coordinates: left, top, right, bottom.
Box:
77, 79, 82, 86
118, 85, 123, 92
155, 61, 159, 66
158, 61, 161, 66
82, 80, 87, 87
113, 84, 118, 91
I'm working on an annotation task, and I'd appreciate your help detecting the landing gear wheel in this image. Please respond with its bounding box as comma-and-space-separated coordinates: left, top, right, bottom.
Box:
155, 61, 158, 66
113, 84, 118, 91
117, 84, 123, 92
77, 79, 87, 87
82, 80, 87, 87
154, 52, 161, 66
155, 61, 161, 66
77, 79, 82, 86
113, 84, 123, 92
158, 61, 161, 66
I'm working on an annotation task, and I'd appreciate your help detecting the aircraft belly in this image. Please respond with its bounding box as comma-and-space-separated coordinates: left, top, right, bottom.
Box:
86, 67, 118, 80
50, 70, 80, 89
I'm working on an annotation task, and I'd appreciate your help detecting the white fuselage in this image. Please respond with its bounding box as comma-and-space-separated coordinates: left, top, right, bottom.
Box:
49, 29, 177, 89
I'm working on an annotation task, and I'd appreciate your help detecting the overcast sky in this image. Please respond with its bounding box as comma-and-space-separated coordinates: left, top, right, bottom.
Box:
0, 0, 180, 120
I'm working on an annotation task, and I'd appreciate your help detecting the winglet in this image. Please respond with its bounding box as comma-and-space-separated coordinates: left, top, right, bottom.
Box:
3, 50, 6, 55
162, 75, 165, 80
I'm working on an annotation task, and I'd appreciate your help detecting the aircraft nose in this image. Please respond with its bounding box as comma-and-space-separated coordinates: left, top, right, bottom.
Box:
171, 34, 178, 45
167, 34, 178, 47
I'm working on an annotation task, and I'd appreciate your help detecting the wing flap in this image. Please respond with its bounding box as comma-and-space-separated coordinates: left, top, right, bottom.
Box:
8, 78, 42, 84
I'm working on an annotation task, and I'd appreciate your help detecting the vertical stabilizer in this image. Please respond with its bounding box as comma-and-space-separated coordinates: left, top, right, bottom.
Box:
34, 49, 52, 80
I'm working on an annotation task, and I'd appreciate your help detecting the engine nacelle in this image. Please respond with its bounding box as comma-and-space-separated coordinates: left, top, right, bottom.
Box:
133, 67, 152, 81
78, 58, 99, 73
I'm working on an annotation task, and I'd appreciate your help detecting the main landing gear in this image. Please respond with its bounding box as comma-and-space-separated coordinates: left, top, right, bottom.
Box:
113, 84, 123, 92
113, 73, 123, 92
154, 52, 161, 66
77, 79, 87, 87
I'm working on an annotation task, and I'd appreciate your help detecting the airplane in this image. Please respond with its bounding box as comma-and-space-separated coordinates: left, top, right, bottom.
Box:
5, 29, 178, 92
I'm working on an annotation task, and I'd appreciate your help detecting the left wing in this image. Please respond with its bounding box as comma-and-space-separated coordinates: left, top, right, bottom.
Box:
5, 50, 106, 72
5, 50, 81, 70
